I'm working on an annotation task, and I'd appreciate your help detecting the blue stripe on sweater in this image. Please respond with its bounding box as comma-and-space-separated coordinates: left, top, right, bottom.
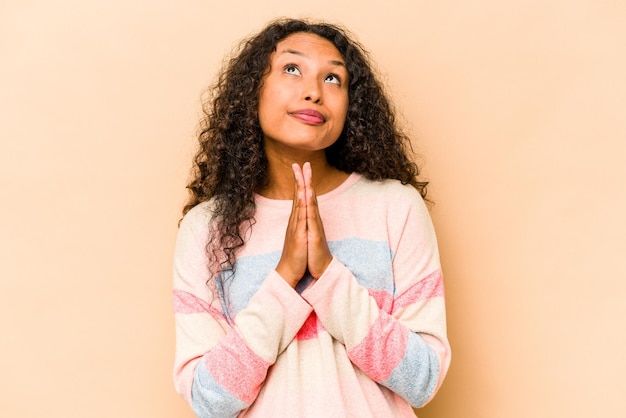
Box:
191, 360, 249, 418
382, 332, 439, 407
219, 237, 394, 317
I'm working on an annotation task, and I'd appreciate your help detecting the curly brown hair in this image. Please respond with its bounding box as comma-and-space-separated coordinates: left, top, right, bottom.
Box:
183, 18, 428, 278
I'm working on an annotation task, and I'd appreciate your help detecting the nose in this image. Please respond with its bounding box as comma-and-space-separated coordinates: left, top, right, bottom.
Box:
303, 78, 322, 104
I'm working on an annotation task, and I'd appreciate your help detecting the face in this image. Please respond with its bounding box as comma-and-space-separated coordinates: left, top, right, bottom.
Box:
258, 32, 349, 158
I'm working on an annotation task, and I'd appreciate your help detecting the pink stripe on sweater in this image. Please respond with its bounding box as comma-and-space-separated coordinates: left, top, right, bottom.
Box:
393, 270, 444, 311
368, 289, 393, 312
172, 289, 224, 320
204, 332, 271, 404
348, 313, 408, 382
295, 312, 322, 341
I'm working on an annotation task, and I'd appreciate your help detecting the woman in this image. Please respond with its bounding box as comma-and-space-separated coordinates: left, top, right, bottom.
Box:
173, 18, 450, 418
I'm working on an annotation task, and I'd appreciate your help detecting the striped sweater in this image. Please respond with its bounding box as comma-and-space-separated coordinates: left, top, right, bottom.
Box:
173, 173, 451, 417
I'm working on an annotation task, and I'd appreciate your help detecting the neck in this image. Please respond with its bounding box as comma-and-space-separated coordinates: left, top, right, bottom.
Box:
259, 149, 347, 200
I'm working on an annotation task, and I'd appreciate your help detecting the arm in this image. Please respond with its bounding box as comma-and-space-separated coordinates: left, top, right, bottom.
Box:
173, 205, 312, 418
301, 191, 450, 407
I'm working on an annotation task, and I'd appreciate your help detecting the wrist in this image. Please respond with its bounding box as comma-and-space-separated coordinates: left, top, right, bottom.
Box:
275, 264, 300, 288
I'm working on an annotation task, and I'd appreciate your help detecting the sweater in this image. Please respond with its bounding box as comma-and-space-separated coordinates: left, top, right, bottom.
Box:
172, 173, 451, 418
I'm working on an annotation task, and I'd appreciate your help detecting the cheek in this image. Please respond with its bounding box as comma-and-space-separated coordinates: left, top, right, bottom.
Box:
335, 97, 349, 128
257, 90, 275, 126
258, 84, 286, 119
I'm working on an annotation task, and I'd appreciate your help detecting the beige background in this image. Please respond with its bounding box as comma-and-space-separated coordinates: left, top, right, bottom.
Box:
1, 0, 625, 417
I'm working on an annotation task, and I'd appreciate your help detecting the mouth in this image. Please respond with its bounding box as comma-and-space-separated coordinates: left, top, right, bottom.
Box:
289, 109, 325, 125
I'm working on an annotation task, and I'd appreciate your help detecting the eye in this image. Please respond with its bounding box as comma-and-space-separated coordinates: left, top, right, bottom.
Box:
284, 64, 301, 76
324, 74, 341, 85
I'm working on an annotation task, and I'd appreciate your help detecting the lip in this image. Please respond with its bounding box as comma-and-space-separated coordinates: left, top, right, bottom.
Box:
289, 109, 325, 125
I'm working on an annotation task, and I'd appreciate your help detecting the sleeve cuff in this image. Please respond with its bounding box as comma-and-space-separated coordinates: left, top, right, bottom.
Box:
301, 257, 379, 346
234, 270, 313, 362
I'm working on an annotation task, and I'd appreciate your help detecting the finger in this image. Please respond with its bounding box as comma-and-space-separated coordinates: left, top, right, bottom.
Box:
303, 162, 322, 228
302, 161, 312, 186
307, 184, 326, 244
290, 164, 298, 211
275, 164, 309, 287
302, 163, 332, 279
290, 163, 308, 240
292, 163, 306, 209
286, 164, 304, 225
302, 162, 315, 216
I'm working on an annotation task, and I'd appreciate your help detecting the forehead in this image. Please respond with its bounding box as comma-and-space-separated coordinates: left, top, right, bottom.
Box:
273, 32, 344, 62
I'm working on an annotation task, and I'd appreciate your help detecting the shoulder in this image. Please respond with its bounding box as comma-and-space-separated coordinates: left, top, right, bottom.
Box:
178, 200, 216, 238
351, 176, 428, 211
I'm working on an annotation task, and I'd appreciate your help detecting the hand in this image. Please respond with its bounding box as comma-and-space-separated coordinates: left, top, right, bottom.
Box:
275, 162, 332, 288
275, 163, 308, 287
302, 162, 333, 280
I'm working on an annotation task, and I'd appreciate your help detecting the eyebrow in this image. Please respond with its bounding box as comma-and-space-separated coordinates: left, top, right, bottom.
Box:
279, 49, 346, 67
